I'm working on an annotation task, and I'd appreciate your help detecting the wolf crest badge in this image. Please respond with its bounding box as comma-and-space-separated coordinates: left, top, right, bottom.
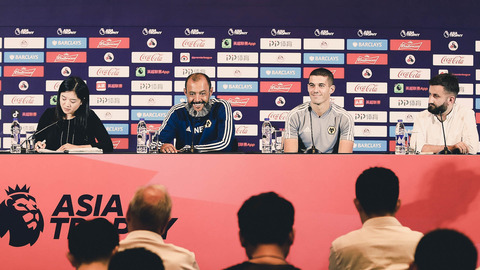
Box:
328, 126, 336, 135
205, 120, 212, 128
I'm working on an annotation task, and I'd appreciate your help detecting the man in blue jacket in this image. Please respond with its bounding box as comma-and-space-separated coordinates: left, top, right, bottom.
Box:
158, 73, 235, 153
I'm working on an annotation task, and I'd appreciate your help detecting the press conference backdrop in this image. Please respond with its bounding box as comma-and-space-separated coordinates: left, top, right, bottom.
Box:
0, 25, 479, 152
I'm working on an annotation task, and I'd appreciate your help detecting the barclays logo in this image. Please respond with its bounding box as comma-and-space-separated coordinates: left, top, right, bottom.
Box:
347, 39, 388, 51
4, 52, 44, 63
105, 124, 129, 135
353, 140, 387, 152
260, 67, 301, 78
217, 81, 258, 93
131, 110, 169, 121
303, 53, 344, 64
46, 38, 87, 49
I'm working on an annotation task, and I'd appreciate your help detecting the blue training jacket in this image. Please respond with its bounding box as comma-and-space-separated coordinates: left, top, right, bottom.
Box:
158, 99, 235, 152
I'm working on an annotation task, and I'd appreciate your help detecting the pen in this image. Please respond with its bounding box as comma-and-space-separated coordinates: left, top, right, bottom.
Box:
36, 140, 46, 150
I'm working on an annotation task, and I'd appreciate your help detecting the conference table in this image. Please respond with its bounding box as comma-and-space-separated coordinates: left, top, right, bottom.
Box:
1, 153, 479, 269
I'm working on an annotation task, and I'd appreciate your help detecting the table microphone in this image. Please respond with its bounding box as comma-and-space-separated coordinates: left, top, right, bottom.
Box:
436, 114, 451, 154
307, 106, 318, 154
190, 111, 197, 153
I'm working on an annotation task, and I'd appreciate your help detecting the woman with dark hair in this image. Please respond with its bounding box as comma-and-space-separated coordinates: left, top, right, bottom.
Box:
34, 76, 113, 152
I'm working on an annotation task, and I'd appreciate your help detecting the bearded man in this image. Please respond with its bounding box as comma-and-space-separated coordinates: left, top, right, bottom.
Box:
410, 73, 479, 154
158, 73, 235, 153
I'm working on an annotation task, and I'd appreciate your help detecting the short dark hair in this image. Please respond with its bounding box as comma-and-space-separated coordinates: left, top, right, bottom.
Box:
414, 229, 477, 270
185, 72, 212, 90
68, 218, 119, 264
309, 68, 334, 85
429, 73, 459, 97
109, 248, 165, 270
238, 192, 294, 246
355, 167, 399, 215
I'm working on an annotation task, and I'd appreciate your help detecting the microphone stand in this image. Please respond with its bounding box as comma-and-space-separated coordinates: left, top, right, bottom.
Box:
20, 120, 59, 147
307, 106, 318, 154
436, 114, 451, 154
190, 111, 197, 153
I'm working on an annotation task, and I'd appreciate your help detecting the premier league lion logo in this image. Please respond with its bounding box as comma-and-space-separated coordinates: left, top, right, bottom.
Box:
0, 185, 44, 247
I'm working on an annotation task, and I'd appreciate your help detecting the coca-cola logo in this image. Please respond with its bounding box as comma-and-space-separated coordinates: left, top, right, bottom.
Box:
96, 68, 121, 76
441, 56, 464, 65
236, 125, 250, 134
139, 53, 164, 62
11, 96, 36, 104
54, 82, 62, 90
267, 112, 288, 121
181, 39, 206, 47
397, 70, 422, 79
355, 84, 378, 92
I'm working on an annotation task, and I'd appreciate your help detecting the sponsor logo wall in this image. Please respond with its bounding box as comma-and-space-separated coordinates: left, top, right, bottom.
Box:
0, 27, 479, 152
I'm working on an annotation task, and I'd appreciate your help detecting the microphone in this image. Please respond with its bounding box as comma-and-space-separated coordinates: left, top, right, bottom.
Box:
435, 114, 451, 154
190, 111, 197, 153
307, 106, 318, 154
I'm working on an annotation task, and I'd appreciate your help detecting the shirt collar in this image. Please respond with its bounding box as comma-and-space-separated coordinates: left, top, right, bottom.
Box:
125, 230, 165, 243
363, 216, 402, 228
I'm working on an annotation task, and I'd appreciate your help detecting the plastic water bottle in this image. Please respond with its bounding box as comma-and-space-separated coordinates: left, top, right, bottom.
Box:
136, 118, 148, 153
261, 118, 273, 153
10, 117, 21, 153
395, 119, 406, 155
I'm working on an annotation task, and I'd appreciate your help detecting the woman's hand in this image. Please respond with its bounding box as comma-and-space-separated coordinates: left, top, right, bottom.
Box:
35, 140, 46, 150
57, 144, 91, 151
